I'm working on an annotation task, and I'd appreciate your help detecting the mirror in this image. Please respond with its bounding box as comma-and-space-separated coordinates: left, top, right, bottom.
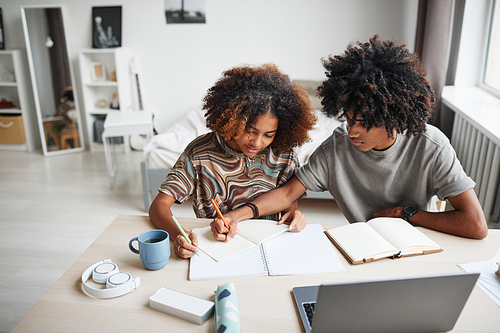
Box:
21, 5, 84, 156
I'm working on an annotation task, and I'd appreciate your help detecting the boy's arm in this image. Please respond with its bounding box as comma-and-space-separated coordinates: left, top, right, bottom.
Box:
373, 188, 488, 239
210, 177, 308, 240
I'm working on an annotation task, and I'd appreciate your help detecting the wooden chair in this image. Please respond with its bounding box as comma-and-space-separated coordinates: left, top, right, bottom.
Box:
59, 121, 80, 149
42, 118, 64, 149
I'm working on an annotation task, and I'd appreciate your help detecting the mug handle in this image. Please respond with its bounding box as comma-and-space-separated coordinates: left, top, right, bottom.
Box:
129, 237, 140, 254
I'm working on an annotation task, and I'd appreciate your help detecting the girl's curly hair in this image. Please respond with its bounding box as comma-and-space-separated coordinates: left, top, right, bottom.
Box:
204, 64, 316, 152
318, 35, 435, 137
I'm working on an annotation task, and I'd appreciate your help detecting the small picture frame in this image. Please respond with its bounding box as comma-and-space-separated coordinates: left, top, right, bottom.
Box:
91, 62, 106, 81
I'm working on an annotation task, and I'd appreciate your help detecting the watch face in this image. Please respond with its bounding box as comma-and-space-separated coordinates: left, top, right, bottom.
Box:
404, 206, 417, 215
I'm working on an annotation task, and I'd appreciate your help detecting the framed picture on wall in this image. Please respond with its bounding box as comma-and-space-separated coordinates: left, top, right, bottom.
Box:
165, 0, 206, 24
0, 8, 5, 50
91, 62, 106, 81
92, 6, 121, 48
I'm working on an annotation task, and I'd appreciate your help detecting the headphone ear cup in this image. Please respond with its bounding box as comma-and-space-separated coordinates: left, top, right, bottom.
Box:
106, 272, 133, 288
92, 262, 119, 284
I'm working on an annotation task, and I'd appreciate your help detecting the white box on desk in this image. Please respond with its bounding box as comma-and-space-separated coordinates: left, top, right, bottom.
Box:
149, 287, 214, 324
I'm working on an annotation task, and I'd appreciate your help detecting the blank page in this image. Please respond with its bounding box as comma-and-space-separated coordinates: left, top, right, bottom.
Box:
194, 226, 255, 262
189, 245, 267, 280
327, 223, 397, 261
262, 224, 345, 275
367, 218, 440, 254
236, 219, 289, 245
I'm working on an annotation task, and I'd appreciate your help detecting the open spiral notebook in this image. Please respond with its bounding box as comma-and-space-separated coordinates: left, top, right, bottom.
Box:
189, 223, 344, 280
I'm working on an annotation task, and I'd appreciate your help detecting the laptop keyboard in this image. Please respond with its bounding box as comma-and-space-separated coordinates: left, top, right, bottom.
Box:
302, 302, 316, 327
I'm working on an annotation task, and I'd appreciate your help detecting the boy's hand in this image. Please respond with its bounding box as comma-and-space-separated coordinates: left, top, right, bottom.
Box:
279, 209, 306, 232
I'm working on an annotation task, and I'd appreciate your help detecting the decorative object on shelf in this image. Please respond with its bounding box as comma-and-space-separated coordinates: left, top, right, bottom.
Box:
109, 71, 116, 81
0, 98, 14, 109
165, 0, 206, 24
96, 99, 107, 108
92, 6, 121, 49
91, 62, 106, 81
0, 9, 4, 50
110, 92, 119, 109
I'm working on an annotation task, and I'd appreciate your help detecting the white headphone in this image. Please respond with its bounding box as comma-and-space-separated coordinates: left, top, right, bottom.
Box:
81, 259, 141, 298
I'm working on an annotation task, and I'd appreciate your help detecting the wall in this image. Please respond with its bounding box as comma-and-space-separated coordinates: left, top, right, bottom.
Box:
3, 0, 418, 135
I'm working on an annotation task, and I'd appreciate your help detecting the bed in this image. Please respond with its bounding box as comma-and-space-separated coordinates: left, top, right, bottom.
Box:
140, 81, 342, 212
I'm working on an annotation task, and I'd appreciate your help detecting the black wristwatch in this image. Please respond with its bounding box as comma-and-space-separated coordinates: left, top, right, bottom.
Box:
403, 206, 417, 222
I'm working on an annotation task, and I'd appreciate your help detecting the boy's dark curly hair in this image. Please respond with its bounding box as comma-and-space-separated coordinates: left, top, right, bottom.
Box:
204, 64, 316, 152
318, 35, 435, 137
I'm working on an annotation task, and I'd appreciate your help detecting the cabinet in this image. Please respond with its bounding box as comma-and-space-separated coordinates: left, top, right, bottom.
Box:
79, 48, 132, 152
0, 50, 38, 151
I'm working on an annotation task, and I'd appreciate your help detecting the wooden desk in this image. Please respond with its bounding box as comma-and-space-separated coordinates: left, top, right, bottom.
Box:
13, 215, 500, 332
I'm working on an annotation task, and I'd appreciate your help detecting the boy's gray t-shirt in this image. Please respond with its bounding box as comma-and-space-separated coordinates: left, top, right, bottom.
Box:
296, 123, 475, 223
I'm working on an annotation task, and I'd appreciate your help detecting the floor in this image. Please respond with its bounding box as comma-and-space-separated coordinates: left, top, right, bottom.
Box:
0, 148, 345, 332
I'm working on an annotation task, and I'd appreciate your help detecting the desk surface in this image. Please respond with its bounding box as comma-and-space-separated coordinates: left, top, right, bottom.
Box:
13, 215, 500, 332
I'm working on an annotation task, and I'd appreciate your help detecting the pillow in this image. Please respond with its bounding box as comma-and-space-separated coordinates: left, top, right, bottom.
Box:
143, 107, 209, 155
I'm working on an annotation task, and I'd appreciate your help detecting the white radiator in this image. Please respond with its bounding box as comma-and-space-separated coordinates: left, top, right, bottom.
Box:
451, 113, 500, 223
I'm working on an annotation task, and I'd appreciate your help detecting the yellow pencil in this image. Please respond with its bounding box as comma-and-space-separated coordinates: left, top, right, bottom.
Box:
171, 216, 199, 256
211, 199, 230, 229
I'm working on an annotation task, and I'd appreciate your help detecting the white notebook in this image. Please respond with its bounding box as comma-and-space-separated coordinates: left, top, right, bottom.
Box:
194, 219, 289, 262
189, 224, 345, 281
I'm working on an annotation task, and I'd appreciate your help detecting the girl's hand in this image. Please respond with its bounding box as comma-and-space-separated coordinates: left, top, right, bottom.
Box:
210, 216, 238, 241
174, 232, 199, 259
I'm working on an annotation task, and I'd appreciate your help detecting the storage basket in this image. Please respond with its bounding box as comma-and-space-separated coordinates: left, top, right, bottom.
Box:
0, 114, 26, 144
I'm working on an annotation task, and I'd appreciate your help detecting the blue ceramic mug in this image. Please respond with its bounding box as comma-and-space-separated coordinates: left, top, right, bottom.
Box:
129, 229, 170, 270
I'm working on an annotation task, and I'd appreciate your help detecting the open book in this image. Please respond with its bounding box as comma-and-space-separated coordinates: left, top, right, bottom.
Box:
325, 217, 442, 265
194, 219, 290, 262
189, 223, 344, 280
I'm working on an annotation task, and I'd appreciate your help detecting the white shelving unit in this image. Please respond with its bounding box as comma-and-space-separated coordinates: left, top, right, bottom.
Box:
79, 47, 132, 152
0, 49, 38, 151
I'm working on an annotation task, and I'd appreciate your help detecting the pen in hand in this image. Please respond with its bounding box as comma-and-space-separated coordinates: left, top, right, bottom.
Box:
211, 199, 230, 230
171, 216, 199, 256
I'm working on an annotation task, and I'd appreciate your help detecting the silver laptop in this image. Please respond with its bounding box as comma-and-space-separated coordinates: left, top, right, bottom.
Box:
293, 273, 479, 333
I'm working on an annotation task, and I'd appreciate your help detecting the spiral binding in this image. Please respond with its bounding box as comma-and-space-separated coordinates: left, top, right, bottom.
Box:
259, 244, 272, 274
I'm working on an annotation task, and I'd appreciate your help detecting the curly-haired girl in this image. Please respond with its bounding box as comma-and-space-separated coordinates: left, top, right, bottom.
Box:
149, 64, 316, 259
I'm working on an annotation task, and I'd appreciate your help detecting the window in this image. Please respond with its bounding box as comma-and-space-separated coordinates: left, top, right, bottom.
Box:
483, 0, 500, 95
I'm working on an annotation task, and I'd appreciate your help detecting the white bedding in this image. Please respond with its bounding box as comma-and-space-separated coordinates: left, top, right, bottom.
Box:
143, 107, 342, 169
